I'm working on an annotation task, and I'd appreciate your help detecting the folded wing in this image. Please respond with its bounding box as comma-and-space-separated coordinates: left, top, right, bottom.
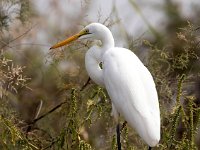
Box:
103, 47, 160, 147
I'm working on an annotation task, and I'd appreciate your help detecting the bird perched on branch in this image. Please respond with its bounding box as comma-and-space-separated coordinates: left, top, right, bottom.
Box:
50, 23, 160, 150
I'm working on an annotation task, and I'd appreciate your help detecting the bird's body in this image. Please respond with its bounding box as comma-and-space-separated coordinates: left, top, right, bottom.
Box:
50, 23, 160, 148
103, 47, 160, 146
86, 45, 160, 147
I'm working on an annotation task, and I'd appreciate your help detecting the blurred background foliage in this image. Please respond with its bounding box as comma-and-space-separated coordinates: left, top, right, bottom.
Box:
0, 0, 200, 149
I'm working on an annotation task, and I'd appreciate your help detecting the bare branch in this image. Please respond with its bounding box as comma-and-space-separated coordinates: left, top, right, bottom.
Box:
0, 24, 37, 49
80, 77, 91, 91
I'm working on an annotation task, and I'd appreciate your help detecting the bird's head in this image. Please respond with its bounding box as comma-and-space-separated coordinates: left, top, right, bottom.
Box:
50, 23, 111, 49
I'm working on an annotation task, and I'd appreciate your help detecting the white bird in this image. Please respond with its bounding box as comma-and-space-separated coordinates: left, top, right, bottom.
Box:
50, 23, 160, 149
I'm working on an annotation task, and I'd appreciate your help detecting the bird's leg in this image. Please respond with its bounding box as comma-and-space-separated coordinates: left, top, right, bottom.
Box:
116, 124, 121, 150
148, 146, 152, 150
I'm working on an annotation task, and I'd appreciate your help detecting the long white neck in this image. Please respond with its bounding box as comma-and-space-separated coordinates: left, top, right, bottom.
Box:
85, 24, 115, 87
101, 27, 115, 52
85, 46, 104, 87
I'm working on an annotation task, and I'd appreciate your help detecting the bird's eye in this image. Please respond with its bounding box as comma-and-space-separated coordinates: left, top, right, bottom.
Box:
85, 29, 89, 33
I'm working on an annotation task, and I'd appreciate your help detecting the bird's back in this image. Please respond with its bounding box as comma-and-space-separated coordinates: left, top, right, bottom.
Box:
102, 47, 160, 147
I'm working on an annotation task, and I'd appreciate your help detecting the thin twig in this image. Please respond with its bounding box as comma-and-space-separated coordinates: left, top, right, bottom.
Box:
194, 26, 200, 31
10, 43, 50, 48
0, 24, 37, 49
33, 101, 67, 124
80, 77, 91, 91
34, 100, 43, 120
26, 101, 67, 133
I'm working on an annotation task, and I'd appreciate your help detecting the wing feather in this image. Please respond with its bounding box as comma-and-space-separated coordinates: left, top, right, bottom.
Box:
103, 47, 160, 147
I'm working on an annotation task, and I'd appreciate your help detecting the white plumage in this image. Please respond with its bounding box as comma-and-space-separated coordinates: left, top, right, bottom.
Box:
103, 47, 160, 147
50, 23, 160, 147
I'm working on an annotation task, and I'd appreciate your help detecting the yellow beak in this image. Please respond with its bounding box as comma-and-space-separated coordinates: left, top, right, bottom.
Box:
50, 30, 85, 49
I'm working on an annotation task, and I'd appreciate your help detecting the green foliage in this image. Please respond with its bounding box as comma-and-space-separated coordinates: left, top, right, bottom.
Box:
0, 115, 38, 150
143, 24, 200, 149
1, 1, 200, 150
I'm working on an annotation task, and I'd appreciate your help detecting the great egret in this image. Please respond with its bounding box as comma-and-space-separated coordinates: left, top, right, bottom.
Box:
50, 23, 160, 149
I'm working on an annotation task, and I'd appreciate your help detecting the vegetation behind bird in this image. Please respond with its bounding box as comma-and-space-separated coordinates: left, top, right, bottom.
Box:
0, 0, 200, 149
